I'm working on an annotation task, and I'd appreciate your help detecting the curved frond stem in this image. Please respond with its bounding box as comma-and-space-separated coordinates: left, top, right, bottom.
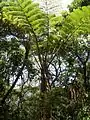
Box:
16, 0, 42, 69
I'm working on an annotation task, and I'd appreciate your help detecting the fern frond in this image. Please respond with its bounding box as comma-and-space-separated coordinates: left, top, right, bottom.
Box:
60, 6, 90, 38
1, 0, 46, 35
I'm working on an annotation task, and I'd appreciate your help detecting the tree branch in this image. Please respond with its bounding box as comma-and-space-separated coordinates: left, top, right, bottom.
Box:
1, 42, 29, 104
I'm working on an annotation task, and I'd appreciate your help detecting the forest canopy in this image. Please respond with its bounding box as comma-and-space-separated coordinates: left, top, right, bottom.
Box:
0, 0, 90, 120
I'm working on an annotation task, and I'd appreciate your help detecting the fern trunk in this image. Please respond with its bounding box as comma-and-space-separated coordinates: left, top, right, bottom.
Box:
40, 62, 51, 120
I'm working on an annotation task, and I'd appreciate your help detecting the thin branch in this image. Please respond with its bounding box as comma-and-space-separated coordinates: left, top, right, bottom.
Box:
1, 63, 25, 104
1, 44, 29, 104
47, 22, 84, 68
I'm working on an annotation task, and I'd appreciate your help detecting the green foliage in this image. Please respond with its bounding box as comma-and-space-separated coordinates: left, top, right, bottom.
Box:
0, 0, 90, 120
60, 6, 90, 39
68, 0, 90, 12
0, 0, 46, 34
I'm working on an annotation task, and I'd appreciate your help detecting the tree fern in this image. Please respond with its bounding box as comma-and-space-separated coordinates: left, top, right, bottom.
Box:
0, 0, 90, 54
60, 6, 90, 39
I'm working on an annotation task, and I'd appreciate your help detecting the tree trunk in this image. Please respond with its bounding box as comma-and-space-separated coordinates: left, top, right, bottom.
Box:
40, 62, 51, 120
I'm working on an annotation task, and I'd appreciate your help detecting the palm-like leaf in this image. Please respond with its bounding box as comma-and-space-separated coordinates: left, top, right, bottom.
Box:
60, 6, 90, 39
1, 0, 46, 35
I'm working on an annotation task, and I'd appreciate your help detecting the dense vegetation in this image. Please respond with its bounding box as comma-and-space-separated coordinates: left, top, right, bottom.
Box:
0, 0, 90, 120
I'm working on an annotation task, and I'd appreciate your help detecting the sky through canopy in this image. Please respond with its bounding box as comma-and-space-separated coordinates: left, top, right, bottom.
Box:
33, 0, 74, 14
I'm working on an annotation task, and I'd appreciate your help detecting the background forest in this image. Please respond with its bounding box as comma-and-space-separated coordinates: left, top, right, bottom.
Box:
0, 0, 90, 120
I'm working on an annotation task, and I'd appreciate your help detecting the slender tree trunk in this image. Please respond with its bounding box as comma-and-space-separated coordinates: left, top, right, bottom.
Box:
40, 62, 51, 120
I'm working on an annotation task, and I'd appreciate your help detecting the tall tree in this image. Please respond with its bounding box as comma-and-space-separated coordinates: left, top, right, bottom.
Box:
0, 0, 90, 120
